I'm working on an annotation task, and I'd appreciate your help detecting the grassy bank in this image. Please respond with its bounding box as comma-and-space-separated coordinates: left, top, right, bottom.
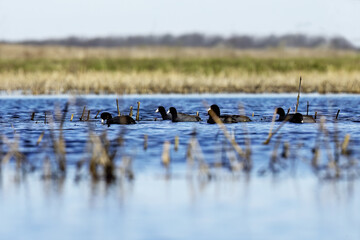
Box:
1, 44, 359, 94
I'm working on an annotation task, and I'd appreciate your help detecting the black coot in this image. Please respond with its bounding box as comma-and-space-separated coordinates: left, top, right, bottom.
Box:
100, 112, 136, 126
276, 107, 315, 123
207, 104, 251, 124
167, 107, 201, 122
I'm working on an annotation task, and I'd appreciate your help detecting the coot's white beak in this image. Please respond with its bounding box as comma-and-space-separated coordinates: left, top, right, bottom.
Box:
207, 107, 211, 112
301, 120, 304, 123
167, 110, 170, 114
101, 119, 104, 124
155, 108, 159, 113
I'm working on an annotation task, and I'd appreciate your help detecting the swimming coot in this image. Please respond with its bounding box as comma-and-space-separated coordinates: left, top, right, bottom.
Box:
167, 107, 201, 122
100, 112, 136, 126
275, 107, 316, 123
289, 113, 304, 123
155, 106, 172, 120
207, 104, 251, 124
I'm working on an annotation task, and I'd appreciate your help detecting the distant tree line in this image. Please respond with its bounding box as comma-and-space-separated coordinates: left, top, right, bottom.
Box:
6, 33, 357, 50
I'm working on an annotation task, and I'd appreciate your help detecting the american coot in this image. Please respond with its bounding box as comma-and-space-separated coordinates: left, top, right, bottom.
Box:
167, 107, 201, 122
207, 104, 251, 124
275, 107, 316, 123
155, 106, 172, 120
289, 113, 304, 123
100, 112, 136, 126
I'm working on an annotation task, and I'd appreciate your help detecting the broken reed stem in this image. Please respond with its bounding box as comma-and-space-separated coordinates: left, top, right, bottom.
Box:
295, 76, 302, 113
263, 109, 277, 145
136, 102, 140, 121
143, 134, 148, 150
239, 104, 252, 170
86, 110, 90, 121
263, 109, 291, 145
341, 134, 350, 155
196, 111, 199, 117
94, 110, 101, 119
307, 101, 309, 115
162, 141, 171, 175
36, 131, 45, 146
116, 99, 120, 116
44, 112, 47, 124
80, 106, 86, 121
70, 114, 74, 121
287, 108, 291, 115
174, 136, 179, 151
31, 112, 35, 121
207, 107, 245, 158
336, 109, 340, 120
315, 111, 317, 119
129, 106, 133, 117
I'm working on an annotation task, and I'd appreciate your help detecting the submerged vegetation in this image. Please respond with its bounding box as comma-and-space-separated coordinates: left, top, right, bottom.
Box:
0, 44, 360, 94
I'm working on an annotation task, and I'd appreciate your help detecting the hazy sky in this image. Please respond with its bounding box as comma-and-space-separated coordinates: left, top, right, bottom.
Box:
1, 0, 359, 46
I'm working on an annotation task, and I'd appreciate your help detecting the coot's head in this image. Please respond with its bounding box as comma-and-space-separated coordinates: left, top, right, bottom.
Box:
290, 113, 303, 124
208, 104, 221, 116
275, 107, 286, 118
100, 112, 112, 124
156, 106, 166, 115
167, 107, 177, 119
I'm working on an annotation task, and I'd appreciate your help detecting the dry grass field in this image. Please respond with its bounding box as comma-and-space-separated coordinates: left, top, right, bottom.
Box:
0, 43, 359, 94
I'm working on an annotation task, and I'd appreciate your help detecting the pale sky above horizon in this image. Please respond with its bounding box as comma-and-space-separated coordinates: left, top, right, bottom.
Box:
0, 0, 359, 46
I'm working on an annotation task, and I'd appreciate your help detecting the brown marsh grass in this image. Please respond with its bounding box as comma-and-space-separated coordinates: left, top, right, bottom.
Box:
1, 43, 360, 94
1, 70, 360, 94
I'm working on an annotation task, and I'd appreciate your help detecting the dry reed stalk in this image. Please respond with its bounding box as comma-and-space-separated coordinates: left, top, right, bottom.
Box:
116, 99, 120, 116
185, 132, 210, 178
295, 76, 302, 113
174, 136, 179, 151
307, 101, 309, 115
86, 110, 90, 121
129, 106, 133, 117
87, 131, 116, 182
44, 112, 47, 124
143, 135, 148, 150
36, 131, 45, 146
341, 134, 350, 155
80, 106, 86, 121
94, 110, 101, 119
161, 141, 171, 177
207, 107, 245, 159
136, 102, 140, 121
70, 114, 74, 121
336, 109, 340, 120
31, 112, 35, 121
263, 109, 277, 145
238, 104, 252, 171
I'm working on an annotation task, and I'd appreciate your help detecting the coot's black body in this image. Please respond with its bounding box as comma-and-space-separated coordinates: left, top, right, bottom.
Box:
100, 112, 136, 126
167, 107, 201, 122
276, 107, 316, 123
207, 104, 251, 124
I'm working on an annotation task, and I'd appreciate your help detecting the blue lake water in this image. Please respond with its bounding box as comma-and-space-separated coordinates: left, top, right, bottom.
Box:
0, 94, 360, 239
